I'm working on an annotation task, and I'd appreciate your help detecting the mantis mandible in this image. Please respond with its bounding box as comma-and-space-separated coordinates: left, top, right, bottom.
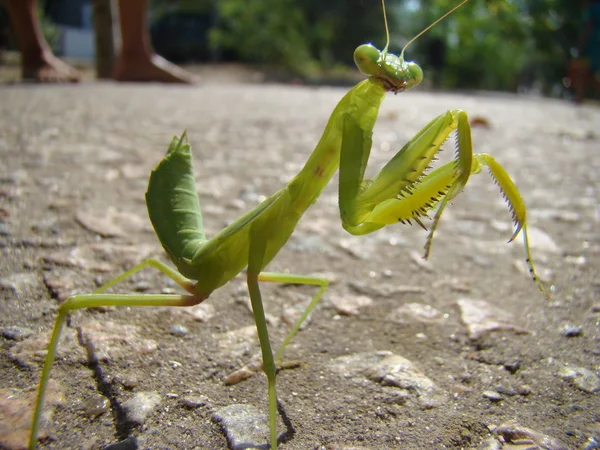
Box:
28, 1, 548, 448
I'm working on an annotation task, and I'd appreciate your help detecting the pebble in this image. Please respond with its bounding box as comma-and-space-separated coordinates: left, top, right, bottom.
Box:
114, 375, 139, 389
558, 366, 600, 393
513, 259, 554, 284
180, 395, 209, 409
520, 226, 561, 254
582, 436, 600, 450
212, 404, 270, 450
391, 302, 446, 325
337, 236, 377, 260
214, 325, 258, 358
482, 390, 503, 402
516, 384, 533, 396
0, 381, 64, 449
456, 298, 528, 339
348, 280, 425, 297
9, 327, 85, 367
170, 324, 189, 336
78, 320, 158, 363
495, 420, 569, 449
328, 294, 373, 316
494, 385, 517, 396
81, 393, 110, 417
0, 272, 41, 297
409, 250, 434, 272
0, 223, 11, 236
181, 303, 215, 323
560, 324, 583, 337
43, 243, 155, 273
75, 207, 148, 238
477, 437, 502, 450
102, 437, 138, 450
329, 351, 446, 408
122, 391, 162, 425
503, 359, 521, 374
1, 326, 34, 341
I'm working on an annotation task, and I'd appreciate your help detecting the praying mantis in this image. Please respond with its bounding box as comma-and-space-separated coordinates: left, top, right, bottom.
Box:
28, 1, 548, 449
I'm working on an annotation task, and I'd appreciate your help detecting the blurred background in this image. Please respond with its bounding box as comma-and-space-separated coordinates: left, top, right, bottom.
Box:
0, 0, 595, 99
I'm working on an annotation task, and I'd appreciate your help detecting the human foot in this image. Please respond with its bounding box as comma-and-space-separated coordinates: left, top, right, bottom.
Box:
21, 51, 81, 82
112, 54, 198, 84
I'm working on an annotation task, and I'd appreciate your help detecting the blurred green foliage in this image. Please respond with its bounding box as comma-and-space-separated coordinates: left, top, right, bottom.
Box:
208, 0, 397, 77
200, 0, 586, 93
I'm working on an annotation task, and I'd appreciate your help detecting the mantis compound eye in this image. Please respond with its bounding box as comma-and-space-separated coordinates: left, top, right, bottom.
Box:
404, 62, 423, 90
354, 44, 381, 76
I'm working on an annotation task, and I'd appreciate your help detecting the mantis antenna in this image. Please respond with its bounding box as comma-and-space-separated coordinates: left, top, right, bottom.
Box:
397, 0, 472, 60
381, 0, 391, 56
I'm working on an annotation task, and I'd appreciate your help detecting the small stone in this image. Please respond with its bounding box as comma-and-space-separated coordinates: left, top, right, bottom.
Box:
482, 390, 503, 402
391, 303, 446, 325
565, 255, 586, 266
337, 236, 377, 260
348, 280, 425, 297
115, 375, 139, 389
224, 354, 262, 385
182, 303, 215, 322
494, 385, 517, 396
0, 223, 11, 236
581, 436, 600, 450
75, 207, 148, 238
409, 250, 434, 272
9, 328, 85, 367
456, 298, 528, 339
214, 326, 258, 359
180, 395, 209, 409
0, 381, 64, 449
329, 351, 446, 408
503, 359, 521, 374
0, 272, 41, 297
558, 366, 600, 393
513, 259, 554, 283
81, 394, 110, 418
78, 320, 158, 363
212, 404, 270, 450
560, 324, 583, 337
517, 384, 533, 396
1, 326, 34, 341
122, 392, 161, 425
102, 437, 138, 450
170, 324, 189, 336
477, 437, 502, 450
495, 420, 568, 449
514, 226, 561, 254
328, 294, 373, 316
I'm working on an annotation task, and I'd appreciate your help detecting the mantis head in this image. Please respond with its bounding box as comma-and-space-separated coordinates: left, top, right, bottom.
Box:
356, 0, 470, 94
354, 44, 423, 94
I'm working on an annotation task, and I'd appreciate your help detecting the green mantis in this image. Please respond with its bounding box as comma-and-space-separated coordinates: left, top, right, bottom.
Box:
28, 1, 548, 449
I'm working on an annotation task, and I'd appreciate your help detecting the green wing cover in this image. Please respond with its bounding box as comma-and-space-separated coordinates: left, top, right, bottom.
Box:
146, 133, 207, 267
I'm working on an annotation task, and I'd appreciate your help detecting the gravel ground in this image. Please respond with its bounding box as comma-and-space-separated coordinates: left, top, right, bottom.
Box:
0, 77, 599, 450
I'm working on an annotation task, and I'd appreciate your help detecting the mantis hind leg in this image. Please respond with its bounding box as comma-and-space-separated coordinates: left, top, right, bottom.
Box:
29, 292, 203, 450
93, 258, 196, 294
28, 259, 202, 450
